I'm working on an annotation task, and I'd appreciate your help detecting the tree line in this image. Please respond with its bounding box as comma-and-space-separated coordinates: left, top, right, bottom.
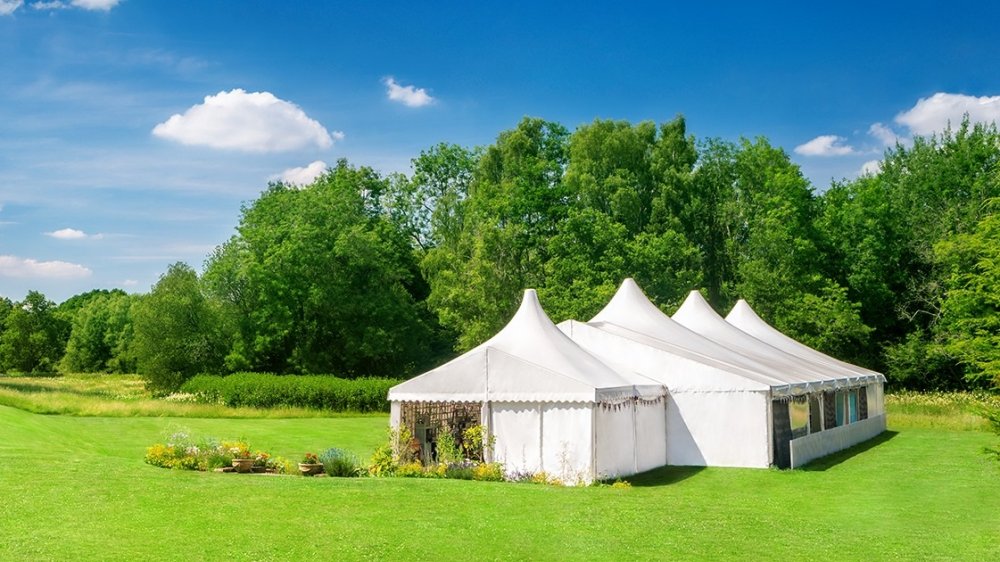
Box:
2, 115, 999, 393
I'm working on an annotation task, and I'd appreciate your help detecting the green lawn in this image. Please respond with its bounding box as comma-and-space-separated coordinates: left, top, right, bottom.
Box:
1, 403, 998, 561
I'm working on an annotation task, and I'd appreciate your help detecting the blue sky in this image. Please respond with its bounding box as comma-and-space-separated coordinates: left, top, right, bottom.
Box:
2, 1, 1000, 302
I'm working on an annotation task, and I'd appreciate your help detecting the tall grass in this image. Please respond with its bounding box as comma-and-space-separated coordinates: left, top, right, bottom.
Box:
0, 374, 375, 418
181, 372, 400, 412
886, 390, 999, 431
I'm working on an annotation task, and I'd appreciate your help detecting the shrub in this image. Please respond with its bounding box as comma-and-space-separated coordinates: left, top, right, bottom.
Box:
472, 462, 505, 482
435, 426, 462, 464
368, 444, 396, 477
144, 430, 266, 472
395, 462, 426, 478
180, 372, 401, 412
319, 448, 362, 477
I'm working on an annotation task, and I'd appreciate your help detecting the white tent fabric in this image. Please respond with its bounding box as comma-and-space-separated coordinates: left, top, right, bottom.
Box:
725, 299, 885, 385
388, 289, 668, 481
389, 289, 662, 403
673, 291, 858, 392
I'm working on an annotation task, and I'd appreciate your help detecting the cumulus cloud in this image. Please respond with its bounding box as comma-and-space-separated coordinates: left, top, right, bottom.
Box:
895, 93, 1000, 136
868, 122, 903, 147
794, 135, 855, 157
859, 160, 883, 176
152, 89, 340, 152
277, 160, 328, 185
46, 227, 102, 240
0, 1, 23, 16
0, 255, 92, 279
384, 77, 435, 108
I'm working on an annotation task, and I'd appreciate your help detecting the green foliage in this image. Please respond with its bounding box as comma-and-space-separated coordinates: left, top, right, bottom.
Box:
60, 291, 136, 374
203, 161, 443, 376
319, 447, 362, 477
144, 431, 259, 471
132, 263, 228, 392
435, 425, 462, 464
0, 291, 68, 374
461, 424, 495, 462
180, 372, 399, 412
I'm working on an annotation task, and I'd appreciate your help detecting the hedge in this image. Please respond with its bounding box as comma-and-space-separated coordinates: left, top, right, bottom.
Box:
180, 372, 401, 412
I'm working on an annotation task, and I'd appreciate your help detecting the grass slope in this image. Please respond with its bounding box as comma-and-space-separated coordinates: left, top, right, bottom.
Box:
1, 405, 998, 561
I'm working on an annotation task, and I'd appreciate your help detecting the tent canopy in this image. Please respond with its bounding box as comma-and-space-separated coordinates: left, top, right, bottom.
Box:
725, 299, 885, 384
388, 289, 664, 403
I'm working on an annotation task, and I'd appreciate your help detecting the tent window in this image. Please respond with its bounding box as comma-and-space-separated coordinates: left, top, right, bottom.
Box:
789, 400, 809, 439
808, 396, 823, 433
848, 389, 859, 424
835, 391, 846, 427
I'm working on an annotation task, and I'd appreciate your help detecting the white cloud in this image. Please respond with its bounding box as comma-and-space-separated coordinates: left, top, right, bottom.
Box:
121, 279, 138, 287
868, 122, 903, 147
859, 160, 882, 176
895, 93, 1000, 136
0, 255, 92, 279
152, 89, 339, 152
70, 0, 120, 10
47, 228, 86, 239
794, 135, 855, 156
384, 77, 435, 108
277, 160, 328, 185
0, 1, 23, 16
46, 227, 103, 240
30, 0, 120, 10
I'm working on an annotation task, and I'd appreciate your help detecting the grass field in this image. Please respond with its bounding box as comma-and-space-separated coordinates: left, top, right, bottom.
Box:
1, 376, 998, 560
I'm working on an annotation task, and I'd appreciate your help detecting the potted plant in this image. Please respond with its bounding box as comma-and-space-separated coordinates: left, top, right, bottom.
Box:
252, 451, 270, 473
298, 452, 323, 476
230, 444, 254, 473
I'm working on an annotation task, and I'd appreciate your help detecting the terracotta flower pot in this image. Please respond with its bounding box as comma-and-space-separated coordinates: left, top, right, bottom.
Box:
232, 458, 254, 473
298, 462, 323, 476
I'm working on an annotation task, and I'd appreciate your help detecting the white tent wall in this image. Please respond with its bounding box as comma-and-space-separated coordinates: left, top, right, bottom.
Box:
666, 390, 771, 468
594, 404, 637, 479
540, 402, 594, 482
635, 401, 668, 472
491, 402, 544, 475
867, 382, 886, 417
789, 413, 887, 468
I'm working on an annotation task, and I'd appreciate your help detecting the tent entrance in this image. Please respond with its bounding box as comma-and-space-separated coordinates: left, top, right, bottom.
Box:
399, 401, 482, 464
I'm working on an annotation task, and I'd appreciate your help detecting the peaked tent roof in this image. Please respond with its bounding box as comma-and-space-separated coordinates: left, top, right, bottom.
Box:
673, 291, 861, 391
725, 299, 885, 383
388, 289, 664, 403
588, 278, 818, 394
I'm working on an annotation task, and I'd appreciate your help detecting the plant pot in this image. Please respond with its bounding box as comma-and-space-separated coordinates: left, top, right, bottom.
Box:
251, 465, 266, 473
298, 462, 323, 476
232, 458, 254, 473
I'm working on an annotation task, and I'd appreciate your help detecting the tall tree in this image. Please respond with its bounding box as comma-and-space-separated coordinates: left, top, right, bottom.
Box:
203, 160, 440, 376
0, 291, 68, 373
60, 291, 136, 373
132, 263, 227, 391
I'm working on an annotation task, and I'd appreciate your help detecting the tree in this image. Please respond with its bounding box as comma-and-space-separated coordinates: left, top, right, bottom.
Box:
0, 291, 68, 373
60, 291, 136, 373
203, 161, 440, 376
132, 263, 227, 391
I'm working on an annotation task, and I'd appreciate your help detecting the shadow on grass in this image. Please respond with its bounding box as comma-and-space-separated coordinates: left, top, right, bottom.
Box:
798, 430, 899, 471
628, 465, 706, 487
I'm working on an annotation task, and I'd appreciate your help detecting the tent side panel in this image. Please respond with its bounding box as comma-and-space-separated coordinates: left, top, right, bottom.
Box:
666, 391, 769, 468
789, 413, 887, 468
594, 404, 637, 479
491, 402, 542, 475
540, 403, 593, 483
635, 401, 668, 473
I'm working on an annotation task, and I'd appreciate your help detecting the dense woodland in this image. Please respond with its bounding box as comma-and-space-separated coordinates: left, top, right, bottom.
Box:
2, 116, 1000, 393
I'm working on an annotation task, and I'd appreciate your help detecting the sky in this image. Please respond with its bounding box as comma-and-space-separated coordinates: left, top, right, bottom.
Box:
2, 1, 1000, 303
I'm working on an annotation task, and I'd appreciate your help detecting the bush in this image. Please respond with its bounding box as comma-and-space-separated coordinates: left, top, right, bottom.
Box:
144, 430, 266, 472
180, 372, 401, 412
472, 462, 505, 482
319, 447, 362, 477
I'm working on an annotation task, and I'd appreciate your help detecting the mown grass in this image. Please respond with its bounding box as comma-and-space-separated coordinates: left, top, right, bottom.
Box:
0, 404, 998, 561
0, 376, 998, 560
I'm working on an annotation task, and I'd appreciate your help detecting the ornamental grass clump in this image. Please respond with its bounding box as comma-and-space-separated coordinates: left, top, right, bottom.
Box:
319, 448, 362, 477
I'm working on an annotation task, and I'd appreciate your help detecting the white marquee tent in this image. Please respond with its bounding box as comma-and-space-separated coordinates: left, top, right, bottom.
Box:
388, 289, 668, 482
561, 279, 885, 469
